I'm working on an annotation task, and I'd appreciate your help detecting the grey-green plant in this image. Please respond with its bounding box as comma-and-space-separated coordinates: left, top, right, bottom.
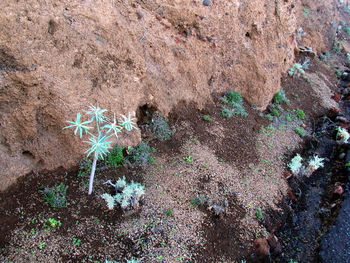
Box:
221, 90, 247, 117
288, 154, 303, 175
256, 208, 263, 220
128, 141, 156, 165
337, 126, 350, 143
273, 87, 290, 104
101, 176, 145, 210
151, 112, 173, 140
288, 58, 309, 78
63, 105, 137, 195
308, 155, 325, 172
40, 183, 68, 208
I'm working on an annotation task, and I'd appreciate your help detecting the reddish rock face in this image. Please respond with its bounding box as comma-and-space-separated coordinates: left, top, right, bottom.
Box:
0, 0, 338, 190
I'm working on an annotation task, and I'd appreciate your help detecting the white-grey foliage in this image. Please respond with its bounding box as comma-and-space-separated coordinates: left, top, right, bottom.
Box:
288, 154, 303, 175
101, 177, 145, 210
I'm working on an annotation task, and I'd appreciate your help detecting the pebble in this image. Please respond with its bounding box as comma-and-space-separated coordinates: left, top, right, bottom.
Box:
136, 11, 144, 19
339, 152, 346, 159
203, 0, 210, 6
254, 238, 270, 258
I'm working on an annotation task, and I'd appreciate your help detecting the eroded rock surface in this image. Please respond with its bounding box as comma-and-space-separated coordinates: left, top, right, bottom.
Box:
0, 0, 338, 190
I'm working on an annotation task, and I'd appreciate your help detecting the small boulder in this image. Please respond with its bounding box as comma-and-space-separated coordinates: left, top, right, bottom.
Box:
253, 238, 270, 258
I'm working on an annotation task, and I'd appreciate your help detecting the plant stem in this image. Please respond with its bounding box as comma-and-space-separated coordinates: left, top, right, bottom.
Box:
88, 155, 98, 195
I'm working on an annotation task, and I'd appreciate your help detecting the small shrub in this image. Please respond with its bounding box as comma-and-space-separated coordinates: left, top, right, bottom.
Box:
203, 115, 212, 121
105, 144, 125, 167
221, 90, 247, 117
165, 209, 173, 216
288, 154, 303, 175
101, 176, 145, 210
226, 90, 243, 104
151, 112, 173, 141
128, 142, 156, 165
273, 88, 290, 104
40, 183, 68, 208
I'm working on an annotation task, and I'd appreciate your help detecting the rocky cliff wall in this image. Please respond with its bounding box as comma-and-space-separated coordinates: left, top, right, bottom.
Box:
0, 0, 339, 190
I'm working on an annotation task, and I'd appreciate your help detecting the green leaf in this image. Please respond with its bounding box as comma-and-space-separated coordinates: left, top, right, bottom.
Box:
63, 112, 93, 138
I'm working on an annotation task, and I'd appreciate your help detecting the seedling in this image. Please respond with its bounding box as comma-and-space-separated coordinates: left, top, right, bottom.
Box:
63, 105, 137, 194
256, 208, 263, 220
73, 238, 81, 246
184, 155, 192, 163
203, 115, 212, 121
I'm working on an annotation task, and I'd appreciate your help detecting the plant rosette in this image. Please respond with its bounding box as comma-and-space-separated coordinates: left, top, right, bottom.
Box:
63, 105, 137, 195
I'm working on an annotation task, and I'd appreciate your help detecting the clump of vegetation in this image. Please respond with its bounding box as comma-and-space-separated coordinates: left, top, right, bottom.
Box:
288, 154, 303, 175
294, 109, 306, 120
308, 155, 325, 172
39, 183, 68, 208
151, 112, 173, 141
288, 58, 310, 78
333, 37, 342, 53
221, 90, 247, 117
273, 87, 290, 104
104, 144, 125, 167
101, 176, 145, 210
63, 105, 137, 194
337, 126, 350, 143
128, 142, 156, 165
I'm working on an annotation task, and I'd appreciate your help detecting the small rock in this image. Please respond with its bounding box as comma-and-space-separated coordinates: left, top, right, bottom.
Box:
334, 184, 344, 195
336, 116, 349, 123
339, 152, 346, 159
162, 20, 172, 28
267, 234, 282, 255
333, 93, 341, 102
209, 204, 225, 216
136, 11, 144, 19
156, 14, 162, 21
253, 238, 270, 258
203, 0, 210, 6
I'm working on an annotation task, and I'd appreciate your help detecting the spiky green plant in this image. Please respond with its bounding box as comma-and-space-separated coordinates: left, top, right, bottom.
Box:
64, 105, 137, 195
